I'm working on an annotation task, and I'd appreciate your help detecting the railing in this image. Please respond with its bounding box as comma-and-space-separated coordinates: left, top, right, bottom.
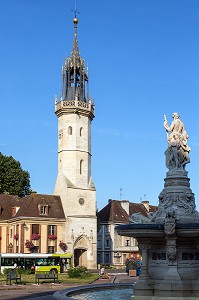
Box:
55, 100, 94, 114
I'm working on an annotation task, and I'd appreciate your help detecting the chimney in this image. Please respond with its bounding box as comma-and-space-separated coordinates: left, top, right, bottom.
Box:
142, 200, 150, 212
121, 200, 129, 215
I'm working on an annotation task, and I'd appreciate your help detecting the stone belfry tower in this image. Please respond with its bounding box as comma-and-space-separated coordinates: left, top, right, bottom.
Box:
54, 14, 96, 269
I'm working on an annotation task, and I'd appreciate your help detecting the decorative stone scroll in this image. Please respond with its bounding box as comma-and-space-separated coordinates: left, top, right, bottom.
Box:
164, 210, 176, 236
155, 187, 198, 223
158, 190, 196, 216
167, 244, 177, 262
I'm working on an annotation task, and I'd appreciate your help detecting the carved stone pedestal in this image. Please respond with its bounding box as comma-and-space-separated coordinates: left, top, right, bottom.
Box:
155, 169, 198, 224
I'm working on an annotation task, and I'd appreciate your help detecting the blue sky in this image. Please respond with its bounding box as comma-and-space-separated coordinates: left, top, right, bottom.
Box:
1, 0, 199, 210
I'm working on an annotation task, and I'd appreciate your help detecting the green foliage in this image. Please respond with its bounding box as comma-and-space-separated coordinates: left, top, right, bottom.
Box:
0, 152, 31, 197
16, 268, 32, 275
68, 266, 89, 278
3, 268, 12, 275
100, 264, 115, 269
3, 267, 32, 275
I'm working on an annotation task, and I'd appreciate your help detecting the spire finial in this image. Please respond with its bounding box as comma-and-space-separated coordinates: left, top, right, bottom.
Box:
72, 0, 79, 24
74, 0, 78, 18
71, 0, 80, 59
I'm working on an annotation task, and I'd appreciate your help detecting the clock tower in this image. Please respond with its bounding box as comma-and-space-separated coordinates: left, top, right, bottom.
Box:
54, 15, 97, 268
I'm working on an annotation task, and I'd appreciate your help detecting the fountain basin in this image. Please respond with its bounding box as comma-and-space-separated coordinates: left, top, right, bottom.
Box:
53, 283, 133, 300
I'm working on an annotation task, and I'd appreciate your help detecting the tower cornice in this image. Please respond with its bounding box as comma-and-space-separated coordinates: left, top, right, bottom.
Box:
55, 99, 95, 120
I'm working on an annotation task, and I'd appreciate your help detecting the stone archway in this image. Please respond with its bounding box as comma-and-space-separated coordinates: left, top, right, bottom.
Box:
74, 248, 87, 267
74, 235, 89, 268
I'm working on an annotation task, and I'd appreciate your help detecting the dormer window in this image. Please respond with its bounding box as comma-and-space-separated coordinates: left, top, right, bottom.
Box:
38, 205, 48, 216
41, 206, 46, 215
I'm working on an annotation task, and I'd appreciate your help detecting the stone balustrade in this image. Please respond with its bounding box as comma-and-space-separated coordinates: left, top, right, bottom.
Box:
55, 99, 94, 114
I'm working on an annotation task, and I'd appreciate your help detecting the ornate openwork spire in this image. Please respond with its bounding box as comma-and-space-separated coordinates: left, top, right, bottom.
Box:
71, 9, 80, 60
60, 7, 90, 103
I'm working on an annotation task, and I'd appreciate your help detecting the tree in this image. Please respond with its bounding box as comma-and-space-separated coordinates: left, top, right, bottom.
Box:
0, 152, 31, 197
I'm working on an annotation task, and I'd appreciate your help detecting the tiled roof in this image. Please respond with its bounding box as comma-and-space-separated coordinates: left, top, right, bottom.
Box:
97, 199, 157, 224
98, 200, 129, 223
0, 193, 65, 220
129, 202, 157, 218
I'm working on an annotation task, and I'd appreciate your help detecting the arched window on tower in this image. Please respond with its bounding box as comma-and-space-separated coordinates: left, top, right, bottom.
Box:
68, 126, 72, 135
80, 127, 83, 136
80, 159, 83, 175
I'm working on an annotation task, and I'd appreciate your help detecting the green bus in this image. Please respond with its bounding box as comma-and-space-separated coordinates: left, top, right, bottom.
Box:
0, 253, 73, 274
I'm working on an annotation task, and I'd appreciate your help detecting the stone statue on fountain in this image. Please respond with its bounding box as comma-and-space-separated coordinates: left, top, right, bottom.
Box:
129, 112, 198, 224
154, 112, 198, 223
164, 112, 190, 171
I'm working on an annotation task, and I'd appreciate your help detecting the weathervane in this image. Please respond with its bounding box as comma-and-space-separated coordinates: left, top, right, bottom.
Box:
72, 0, 80, 19
120, 188, 124, 200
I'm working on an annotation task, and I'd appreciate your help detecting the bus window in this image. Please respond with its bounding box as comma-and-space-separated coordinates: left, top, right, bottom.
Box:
35, 258, 44, 266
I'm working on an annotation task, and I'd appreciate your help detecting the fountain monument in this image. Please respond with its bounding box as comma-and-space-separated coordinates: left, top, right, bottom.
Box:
117, 113, 199, 299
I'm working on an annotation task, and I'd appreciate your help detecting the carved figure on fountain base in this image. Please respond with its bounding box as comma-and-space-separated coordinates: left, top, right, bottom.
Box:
155, 183, 199, 224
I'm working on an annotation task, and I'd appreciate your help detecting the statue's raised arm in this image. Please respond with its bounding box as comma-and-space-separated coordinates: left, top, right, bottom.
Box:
164, 112, 190, 170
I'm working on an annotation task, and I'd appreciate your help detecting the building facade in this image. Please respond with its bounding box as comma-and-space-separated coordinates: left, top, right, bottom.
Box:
97, 199, 157, 267
54, 16, 97, 268
0, 194, 66, 254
